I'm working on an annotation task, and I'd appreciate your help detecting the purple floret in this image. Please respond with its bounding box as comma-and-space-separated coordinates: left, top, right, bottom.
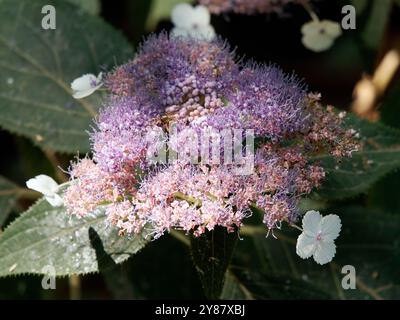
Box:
91, 96, 161, 173
107, 33, 239, 114
207, 64, 310, 140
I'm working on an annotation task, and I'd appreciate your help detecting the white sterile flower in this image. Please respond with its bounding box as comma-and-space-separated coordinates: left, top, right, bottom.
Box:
171, 3, 215, 41
301, 20, 342, 52
71, 72, 103, 99
296, 210, 341, 265
26, 175, 63, 207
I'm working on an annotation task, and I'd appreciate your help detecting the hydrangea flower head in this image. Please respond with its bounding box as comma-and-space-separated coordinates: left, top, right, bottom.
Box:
63, 33, 359, 243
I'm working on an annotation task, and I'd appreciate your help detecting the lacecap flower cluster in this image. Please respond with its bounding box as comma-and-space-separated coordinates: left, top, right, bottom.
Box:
63, 33, 358, 239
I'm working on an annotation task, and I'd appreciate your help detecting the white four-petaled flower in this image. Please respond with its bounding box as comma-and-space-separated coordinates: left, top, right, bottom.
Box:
301, 20, 342, 52
71, 72, 103, 99
296, 210, 341, 265
171, 3, 215, 41
26, 175, 63, 207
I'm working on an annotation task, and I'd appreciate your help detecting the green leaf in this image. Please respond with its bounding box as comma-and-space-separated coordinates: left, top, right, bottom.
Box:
0, 176, 18, 227
220, 271, 254, 299
0, 195, 148, 277
126, 234, 205, 299
349, 0, 368, 15
368, 84, 400, 213
0, 0, 133, 153
89, 227, 136, 299
380, 83, 400, 130
368, 171, 400, 215
230, 206, 400, 299
226, 228, 333, 299
66, 0, 101, 15
226, 268, 332, 299
360, 0, 392, 50
313, 115, 400, 200
190, 227, 238, 299
334, 207, 400, 299
146, 0, 193, 30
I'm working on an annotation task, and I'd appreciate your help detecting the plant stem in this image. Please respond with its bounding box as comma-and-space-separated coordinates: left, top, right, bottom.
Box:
289, 224, 303, 232
239, 225, 265, 236
170, 230, 190, 246
174, 192, 202, 207
15, 188, 41, 200
300, 0, 319, 22
69, 275, 81, 300
43, 149, 69, 183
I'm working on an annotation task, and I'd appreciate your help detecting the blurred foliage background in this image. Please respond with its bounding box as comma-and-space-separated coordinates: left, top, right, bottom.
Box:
0, 0, 399, 299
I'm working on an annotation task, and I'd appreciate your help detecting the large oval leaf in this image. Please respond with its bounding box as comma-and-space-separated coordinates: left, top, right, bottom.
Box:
314, 116, 400, 200
0, 196, 147, 277
0, 176, 18, 227
0, 0, 133, 153
229, 206, 400, 299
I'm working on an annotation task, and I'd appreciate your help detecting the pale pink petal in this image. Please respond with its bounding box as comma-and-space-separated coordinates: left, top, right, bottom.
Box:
320, 20, 342, 38
301, 33, 334, 52
45, 194, 64, 207
192, 5, 210, 26
26, 175, 58, 196
171, 3, 193, 29
296, 233, 317, 259
313, 241, 336, 265
302, 210, 322, 237
320, 214, 341, 241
